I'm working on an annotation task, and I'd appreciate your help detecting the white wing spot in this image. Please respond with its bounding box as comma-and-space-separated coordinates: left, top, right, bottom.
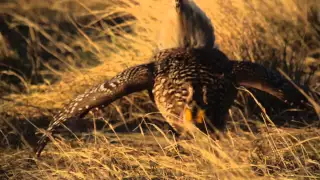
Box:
99, 83, 106, 91
110, 82, 116, 88
76, 97, 83, 101
77, 94, 84, 99
70, 107, 75, 114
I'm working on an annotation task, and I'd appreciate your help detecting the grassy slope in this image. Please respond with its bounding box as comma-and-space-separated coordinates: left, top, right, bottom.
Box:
0, 0, 319, 179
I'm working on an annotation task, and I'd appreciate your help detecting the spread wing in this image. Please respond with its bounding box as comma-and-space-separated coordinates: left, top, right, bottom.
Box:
229, 60, 313, 107
36, 62, 155, 157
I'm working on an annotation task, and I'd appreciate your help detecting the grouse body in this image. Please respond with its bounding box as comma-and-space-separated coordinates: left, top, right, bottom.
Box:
35, 0, 312, 157
35, 47, 308, 156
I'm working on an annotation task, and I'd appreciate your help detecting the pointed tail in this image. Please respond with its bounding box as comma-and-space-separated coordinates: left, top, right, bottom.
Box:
175, 0, 215, 48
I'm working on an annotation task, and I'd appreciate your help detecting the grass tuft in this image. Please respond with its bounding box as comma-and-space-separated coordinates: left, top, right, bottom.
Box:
0, 0, 319, 179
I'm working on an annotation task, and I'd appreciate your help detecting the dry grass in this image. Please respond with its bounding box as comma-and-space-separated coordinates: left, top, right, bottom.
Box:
0, 0, 319, 179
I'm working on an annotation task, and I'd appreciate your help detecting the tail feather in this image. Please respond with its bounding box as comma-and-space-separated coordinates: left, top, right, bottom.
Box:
35, 63, 155, 157
175, 0, 215, 48
157, 0, 215, 50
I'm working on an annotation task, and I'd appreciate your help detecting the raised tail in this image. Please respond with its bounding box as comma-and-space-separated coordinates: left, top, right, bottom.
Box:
228, 60, 315, 109
157, 0, 215, 50
175, 0, 215, 48
35, 63, 155, 157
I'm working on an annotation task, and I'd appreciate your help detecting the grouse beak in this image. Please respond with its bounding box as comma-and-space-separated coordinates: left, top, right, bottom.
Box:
182, 106, 205, 124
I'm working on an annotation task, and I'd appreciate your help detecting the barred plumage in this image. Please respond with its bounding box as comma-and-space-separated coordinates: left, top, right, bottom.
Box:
36, 47, 311, 156
35, 0, 312, 156
36, 63, 155, 155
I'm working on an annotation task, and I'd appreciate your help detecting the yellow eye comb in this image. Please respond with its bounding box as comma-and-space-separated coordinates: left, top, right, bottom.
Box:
183, 108, 205, 123
196, 109, 205, 123
184, 108, 193, 122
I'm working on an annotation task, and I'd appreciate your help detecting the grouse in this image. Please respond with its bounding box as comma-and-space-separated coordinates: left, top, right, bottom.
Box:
35, 0, 311, 156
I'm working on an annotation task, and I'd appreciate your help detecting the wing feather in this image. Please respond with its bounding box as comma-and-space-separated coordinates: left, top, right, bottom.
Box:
36, 62, 155, 156
229, 60, 312, 106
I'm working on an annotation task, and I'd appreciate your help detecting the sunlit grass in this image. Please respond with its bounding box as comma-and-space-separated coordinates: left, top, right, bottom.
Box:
0, 0, 319, 179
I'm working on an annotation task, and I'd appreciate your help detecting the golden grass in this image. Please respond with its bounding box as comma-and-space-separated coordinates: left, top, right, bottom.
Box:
0, 0, 319, 179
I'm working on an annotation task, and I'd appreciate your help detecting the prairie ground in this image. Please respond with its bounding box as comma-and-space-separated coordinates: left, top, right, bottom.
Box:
0, 0, 319, 179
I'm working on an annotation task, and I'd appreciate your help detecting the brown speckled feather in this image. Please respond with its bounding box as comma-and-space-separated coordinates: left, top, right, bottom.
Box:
36, 63, 155, 156
36, 47, 311, 156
